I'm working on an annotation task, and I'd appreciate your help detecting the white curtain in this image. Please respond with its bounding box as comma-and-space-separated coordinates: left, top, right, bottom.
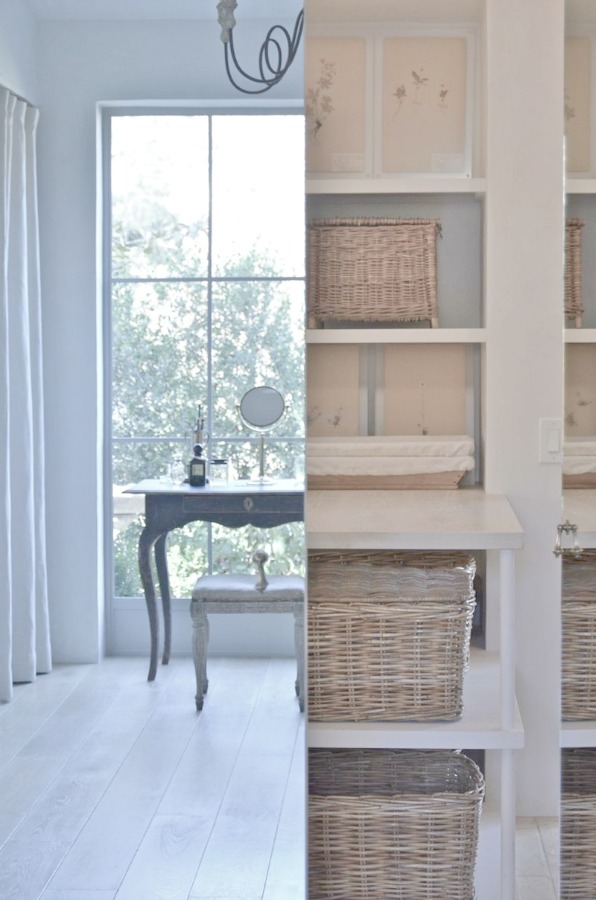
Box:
0, 87, 51, 702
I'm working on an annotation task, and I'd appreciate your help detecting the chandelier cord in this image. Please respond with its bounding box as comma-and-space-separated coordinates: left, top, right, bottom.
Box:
223, 10, 304, 95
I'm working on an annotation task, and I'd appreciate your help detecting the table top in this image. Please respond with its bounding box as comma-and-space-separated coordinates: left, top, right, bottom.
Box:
124, 478, 304, 497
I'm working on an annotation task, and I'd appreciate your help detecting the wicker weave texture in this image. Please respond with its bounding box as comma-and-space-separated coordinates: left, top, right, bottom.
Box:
562, 550, 596, 720
307, 217, 441, 325
309, 749, 484, 900
565, 218, 584, 325
308, 551, 476, 722
561, 748, 596, 899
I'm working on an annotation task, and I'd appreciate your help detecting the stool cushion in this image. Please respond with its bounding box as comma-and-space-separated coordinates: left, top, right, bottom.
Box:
192, 574, 305, 602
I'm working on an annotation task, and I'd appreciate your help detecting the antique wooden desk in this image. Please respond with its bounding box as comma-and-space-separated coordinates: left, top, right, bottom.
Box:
125, 479, 304, 680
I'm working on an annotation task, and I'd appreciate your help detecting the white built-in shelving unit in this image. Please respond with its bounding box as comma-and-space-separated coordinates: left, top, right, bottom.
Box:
562, 489, 596, 749
306, 489, 523, 900
305, 1, 565, 898
563, 2, 596, 758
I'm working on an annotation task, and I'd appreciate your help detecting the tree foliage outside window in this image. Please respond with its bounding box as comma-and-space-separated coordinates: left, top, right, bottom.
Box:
109, 112, 305, 601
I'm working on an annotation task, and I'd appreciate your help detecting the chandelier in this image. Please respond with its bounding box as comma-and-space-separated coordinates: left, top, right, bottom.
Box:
216, 0, 304, 95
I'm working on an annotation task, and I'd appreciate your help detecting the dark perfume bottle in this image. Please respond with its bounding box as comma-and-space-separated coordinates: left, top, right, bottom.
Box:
188, 443, 206, 487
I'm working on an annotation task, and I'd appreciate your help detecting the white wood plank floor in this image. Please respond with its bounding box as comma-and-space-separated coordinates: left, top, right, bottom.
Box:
516, 817, 558, 900
0, 657, 305, 900
0, 657, 559, 900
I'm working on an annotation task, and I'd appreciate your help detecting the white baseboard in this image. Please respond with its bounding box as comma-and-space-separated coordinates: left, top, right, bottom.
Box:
109, 599, 296, 657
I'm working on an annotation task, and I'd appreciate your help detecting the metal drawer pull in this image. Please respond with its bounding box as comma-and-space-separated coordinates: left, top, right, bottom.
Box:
553, 520, 583, 558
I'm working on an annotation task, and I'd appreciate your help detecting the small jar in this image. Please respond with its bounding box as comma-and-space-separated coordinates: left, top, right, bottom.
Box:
210, 458, 229, 484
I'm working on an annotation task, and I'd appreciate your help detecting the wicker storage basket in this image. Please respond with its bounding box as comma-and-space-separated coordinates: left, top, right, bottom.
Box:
308, 551, 476, 721
309, 748, 484, 900
562, 550, 596, 720
565, 218, 584, 327
307, 217, 441, 327
561, 748, 596, 899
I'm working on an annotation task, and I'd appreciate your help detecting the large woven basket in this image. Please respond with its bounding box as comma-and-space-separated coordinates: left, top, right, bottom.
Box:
562, 550, 596, 720
309, 748, 484, 900
561, 748, 596, 899
308, 551, 476, 721
307, 217, 441, 327
565, 218, 584, 327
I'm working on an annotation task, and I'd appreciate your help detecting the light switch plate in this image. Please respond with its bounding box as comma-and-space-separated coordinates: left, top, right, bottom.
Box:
539, 417, 563, 463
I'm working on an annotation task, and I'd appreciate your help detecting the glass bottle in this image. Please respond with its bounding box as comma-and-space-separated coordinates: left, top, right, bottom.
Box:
188, 443, 206, 487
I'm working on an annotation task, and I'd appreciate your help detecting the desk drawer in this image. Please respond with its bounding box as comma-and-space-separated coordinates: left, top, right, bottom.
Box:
181, 491, 304, 521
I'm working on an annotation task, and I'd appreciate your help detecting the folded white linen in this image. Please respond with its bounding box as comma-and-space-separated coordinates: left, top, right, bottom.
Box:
307, 435, 474, 458
564, 438, 596, 457
563, 455, 596, 475
307, 455, 475, 477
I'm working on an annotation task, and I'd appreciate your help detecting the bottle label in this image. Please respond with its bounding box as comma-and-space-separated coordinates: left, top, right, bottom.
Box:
189, 458, 206, 486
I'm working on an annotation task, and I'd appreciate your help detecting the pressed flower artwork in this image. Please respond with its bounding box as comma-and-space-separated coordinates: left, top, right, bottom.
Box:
306, 58, 336, 140
565, 36, 591, 174
565, 345, 596, 435
381, 36, 469, 175
305, 36, 368, 175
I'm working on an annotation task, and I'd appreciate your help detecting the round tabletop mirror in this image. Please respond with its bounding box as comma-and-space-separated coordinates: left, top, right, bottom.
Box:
239, 386, 285, 482
239, 386, 285, 431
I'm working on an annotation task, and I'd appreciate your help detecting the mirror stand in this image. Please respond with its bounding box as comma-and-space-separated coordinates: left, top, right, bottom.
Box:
239, 385, 286, 483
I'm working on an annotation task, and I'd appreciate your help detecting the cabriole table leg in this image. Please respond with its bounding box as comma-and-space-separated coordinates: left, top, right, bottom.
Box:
138, 527, 159, 681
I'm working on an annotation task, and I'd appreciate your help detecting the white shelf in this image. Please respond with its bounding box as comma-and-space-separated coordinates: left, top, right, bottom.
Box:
306, 176, 487, 195
307, 327, 487, 344
565, 328, 596, 342
308, 649, 524, 750
306, 488, 524, 551
566, 178, 596, 193
561, 721, 596, 748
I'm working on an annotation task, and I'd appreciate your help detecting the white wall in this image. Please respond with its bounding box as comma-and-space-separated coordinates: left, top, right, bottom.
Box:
0, 0, 37, 101
35, 18, 303, 663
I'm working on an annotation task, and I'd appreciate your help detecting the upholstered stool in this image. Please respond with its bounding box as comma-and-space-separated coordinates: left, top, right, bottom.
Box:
190, 552, 304, 712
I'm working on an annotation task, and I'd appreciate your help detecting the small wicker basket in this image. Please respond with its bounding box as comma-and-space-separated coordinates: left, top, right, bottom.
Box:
307, 217, 441, 327
565, 218, 584, 327
562, 550, 596, 720
561, 748, 596, 899
308, 551, 476, 722
309, 748, 485, 900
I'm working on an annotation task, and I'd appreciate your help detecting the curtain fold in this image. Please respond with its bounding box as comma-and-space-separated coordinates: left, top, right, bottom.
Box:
0, 87, 51, 702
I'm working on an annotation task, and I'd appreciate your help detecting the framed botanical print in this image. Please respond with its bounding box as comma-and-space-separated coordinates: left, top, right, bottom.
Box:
565, 36, 592, 175
377, 32, 475, 177
305, 35, 372, 177
382, 344, 468, 435
307, 345, 364, 436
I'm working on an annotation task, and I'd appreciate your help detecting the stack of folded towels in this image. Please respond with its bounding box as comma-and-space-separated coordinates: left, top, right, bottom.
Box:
564, 437, 596, 488
307, 435, 475, 489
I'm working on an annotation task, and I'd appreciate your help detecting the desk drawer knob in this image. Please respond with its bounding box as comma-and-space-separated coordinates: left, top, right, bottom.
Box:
243, 497, 254, 511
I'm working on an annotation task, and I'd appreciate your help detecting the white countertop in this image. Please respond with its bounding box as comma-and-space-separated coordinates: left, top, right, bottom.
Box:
306, 488, 523, 551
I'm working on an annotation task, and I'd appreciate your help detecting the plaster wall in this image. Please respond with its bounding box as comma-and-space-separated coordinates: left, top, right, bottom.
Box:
0, 0, 38, 101
35, 18, 303, 662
